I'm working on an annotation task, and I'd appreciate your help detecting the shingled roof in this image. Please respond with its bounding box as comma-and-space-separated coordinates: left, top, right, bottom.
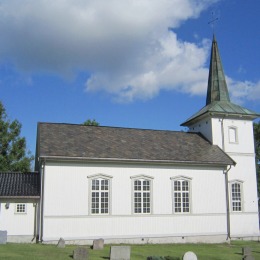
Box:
0, 172, 40, 198
37, 123, 235, 166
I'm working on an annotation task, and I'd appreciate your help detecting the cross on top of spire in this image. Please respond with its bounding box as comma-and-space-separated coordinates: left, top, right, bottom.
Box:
208, 12, 218, 33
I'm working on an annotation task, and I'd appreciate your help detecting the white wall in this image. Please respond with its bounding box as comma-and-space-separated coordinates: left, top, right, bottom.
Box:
188, 115, 259, 239
42, 161, 229, 241
228, 154, 258, 213
188, 117, 213, 143
43, 215, 227, 241
0, 200, 38, 242
189, 117, 255, 154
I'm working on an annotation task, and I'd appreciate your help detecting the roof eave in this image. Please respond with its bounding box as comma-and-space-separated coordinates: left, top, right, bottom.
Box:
181, 111, 259, 127
0, 196, 40, 199
39, 155, 234, 167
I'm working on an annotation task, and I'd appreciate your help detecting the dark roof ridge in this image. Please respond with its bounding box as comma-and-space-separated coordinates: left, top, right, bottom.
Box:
37, 121, 187, 133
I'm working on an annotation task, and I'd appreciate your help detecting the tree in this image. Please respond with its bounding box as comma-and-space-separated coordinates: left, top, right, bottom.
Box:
0, 101, 33, 172
83, 119, 100, 126
253, 121, 260, 207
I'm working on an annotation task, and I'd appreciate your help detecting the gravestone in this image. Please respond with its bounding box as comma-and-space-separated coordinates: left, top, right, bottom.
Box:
242, 247, 254, 260
243, 256, 255, 260
57, 237, 65, 248
242, 247, 252, 256
182, 251, 197, 260
110, 246, 131, 260
73, 247, 88, 260
93, 238, 104, 250
0, 231, 7, 244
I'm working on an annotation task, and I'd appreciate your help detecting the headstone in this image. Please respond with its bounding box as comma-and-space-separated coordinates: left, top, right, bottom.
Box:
93, 238, 104, 250
243, 256, 255, 260
182, 251, 198, 260
0, 231, 7, 244
73, 247, 88, 260
57, 237, 65, 248
110, 246, 131, 260
242, 247, 252, 256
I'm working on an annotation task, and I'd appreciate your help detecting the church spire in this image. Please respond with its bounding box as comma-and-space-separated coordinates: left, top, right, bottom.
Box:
206, 34, 230, 105
181, 34, 259, 127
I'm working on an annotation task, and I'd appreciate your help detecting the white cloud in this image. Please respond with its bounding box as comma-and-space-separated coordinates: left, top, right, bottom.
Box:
86, 33, 211, 102
227, 77, 260, 104
0, 0, 235, 102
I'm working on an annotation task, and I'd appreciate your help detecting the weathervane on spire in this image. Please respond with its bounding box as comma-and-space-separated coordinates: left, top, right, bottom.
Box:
208, 12, 219, 33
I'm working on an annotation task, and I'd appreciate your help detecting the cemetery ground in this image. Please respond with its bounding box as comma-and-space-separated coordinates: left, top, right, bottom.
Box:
0, 240, 259, 259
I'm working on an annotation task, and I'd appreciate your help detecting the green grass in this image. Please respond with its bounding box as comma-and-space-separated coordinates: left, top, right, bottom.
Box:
0, 241, 259, 259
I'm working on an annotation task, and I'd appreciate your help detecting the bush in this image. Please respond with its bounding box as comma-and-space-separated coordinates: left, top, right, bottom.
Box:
165, 257, 180, 260
147, 257, 180, 260
147, 257, 165, 260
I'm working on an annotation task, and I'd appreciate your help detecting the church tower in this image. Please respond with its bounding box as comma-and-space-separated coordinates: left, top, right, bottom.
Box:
181, 35, 260, 238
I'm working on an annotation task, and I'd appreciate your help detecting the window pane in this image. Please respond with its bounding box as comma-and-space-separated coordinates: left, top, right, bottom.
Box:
143, 180, 150, 191
182, 181, 189, 191
134, 180, 141, 191
92, 179, 99, 190
101, 179, 109, 190
174, 181, 181, 191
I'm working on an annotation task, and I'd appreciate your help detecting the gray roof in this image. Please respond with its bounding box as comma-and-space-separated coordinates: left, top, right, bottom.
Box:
181, 101, 260, 126
37, 123, 235, 166
0, 172, 40, 198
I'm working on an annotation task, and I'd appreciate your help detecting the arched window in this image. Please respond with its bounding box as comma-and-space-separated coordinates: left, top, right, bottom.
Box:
131, 175, 153, 214
171, 176, 192, 214
230, 180, 243, 212
88, 174, 112, 215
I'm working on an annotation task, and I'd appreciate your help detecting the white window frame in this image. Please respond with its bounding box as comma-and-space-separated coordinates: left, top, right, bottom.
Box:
229, 180, 243, 212
88, 174, 112, 215
130, 175, 153, 215
228, 126, 238, 144
15, 203, 27, 214
171, 176, 192, 214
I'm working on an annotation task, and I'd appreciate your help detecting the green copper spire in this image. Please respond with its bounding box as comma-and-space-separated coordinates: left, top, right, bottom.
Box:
206, 34, 230, 105
181, 34, 260, 127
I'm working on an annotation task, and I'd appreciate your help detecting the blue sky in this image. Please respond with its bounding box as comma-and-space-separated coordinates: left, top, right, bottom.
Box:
1, 0, 260, 158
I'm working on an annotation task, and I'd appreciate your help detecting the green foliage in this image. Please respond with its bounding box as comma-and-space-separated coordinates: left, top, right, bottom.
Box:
147, 257, 165, 260
147, 257, 180, 260
254, 121, 260, 164
253, 121, 260, 207
0, 101, 33, 172
83, 119, 100, 126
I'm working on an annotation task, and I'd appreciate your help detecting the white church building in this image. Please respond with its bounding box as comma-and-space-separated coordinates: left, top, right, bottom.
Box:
0, 35, 259, 244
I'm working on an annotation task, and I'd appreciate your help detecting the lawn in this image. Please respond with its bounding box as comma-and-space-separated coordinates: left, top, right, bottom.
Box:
0, 240, 259, 259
